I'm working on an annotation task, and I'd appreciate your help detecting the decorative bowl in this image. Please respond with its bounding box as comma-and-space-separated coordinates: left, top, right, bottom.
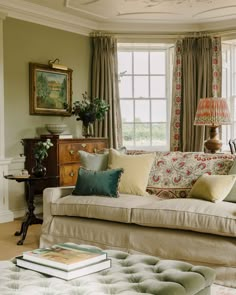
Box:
46, 124, 67, 135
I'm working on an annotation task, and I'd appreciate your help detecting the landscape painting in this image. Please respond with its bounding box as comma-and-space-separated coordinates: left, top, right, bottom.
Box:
29, 63, 72, 116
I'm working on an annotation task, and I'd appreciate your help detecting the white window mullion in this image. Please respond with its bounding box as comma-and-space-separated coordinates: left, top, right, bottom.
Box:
132, 51, 136, 147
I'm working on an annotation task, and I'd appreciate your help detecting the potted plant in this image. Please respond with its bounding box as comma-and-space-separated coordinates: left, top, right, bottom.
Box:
71, 92, 109, 137
32, 139, 53, 177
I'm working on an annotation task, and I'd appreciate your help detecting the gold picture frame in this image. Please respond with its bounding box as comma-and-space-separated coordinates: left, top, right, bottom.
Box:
29, 62, 72, 116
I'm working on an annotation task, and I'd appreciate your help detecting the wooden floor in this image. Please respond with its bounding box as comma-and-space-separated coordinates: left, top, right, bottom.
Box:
0, 219, 41, 260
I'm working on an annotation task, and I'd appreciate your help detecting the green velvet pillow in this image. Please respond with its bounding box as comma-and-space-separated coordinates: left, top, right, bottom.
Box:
72, 167, 124, 198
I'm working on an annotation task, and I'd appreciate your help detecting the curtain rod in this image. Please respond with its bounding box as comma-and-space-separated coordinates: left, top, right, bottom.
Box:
90, 28, 236, 42
104, 28, 236, 39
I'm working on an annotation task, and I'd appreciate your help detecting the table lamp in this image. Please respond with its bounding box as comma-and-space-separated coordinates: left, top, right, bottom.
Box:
194, 97, 231, 153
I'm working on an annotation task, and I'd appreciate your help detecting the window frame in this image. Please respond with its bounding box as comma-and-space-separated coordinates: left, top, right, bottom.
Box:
222, 42, 236, 151
117, 43, 173, 151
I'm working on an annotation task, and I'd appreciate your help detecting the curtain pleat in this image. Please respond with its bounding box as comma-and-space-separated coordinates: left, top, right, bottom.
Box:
91, 35, 122, 148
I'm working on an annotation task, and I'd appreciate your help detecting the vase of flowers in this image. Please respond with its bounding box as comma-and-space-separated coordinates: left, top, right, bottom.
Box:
71, 92, 109, 138
32, 139, 53, 177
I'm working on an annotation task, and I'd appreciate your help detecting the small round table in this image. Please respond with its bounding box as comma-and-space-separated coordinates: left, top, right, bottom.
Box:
4, 175, 57, 245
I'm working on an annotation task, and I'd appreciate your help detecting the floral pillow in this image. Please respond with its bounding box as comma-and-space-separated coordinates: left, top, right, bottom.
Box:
146, 152, 235, 198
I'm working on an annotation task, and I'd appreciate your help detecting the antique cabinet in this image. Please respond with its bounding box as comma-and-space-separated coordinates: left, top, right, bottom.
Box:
22, 137, 108, 194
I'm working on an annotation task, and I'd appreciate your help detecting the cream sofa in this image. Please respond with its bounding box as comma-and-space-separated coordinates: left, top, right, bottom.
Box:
40, 152, 236, 288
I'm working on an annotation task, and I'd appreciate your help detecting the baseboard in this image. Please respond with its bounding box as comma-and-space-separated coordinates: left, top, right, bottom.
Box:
0, 209, 14, 223
12, 205, 43, 219
12, 208, 26, 219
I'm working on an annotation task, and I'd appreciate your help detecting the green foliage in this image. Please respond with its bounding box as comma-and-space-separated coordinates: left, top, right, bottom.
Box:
33, 139, 53, 162
36, 73, 51, 99
72, 92, 109, 125
122, 123, 166, 146
59, 78, 66, 100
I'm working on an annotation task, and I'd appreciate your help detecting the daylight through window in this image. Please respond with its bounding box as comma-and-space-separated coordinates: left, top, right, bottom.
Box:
117, 43, 173, 150
222, 41, 236, 151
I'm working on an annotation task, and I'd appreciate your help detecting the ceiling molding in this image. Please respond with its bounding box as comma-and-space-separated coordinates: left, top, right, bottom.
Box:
0, 0, 235, 37
0, 0, 98, 35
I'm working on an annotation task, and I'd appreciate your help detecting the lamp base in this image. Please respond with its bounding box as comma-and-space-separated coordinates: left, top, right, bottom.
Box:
204, 126, 222, 154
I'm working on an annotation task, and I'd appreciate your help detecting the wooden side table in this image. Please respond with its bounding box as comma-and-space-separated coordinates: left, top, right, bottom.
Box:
4, 175, 58, 245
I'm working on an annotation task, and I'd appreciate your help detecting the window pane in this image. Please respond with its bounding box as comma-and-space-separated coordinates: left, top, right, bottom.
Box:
234, 47, 236, 71
221, 125, 231, 148
222, 47, 228, 65
135, 124, 150, 146
152, 124, 167, 146
150, 76, 166, 98
134, 52, 148, 74
135, 100, 150, 122
222, 69, 227, 98
233, 73, 236, 96
120, 100, 133, 122
119, 76, 132, 98
234, 122, 236, 138
233, 97, 236, 120
150, 51, 166, 74
123, 123, 134, 146
118, 51, 132, 75
151, 100, 166, 122
134, 76, 148, 98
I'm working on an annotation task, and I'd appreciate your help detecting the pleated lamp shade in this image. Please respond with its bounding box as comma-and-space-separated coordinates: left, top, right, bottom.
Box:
194, 97, 231, 126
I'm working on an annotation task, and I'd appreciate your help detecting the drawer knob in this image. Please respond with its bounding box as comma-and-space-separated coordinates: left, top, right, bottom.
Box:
81, 143, 87, 148
69, 150, 74, 155
69, 171, 74, 177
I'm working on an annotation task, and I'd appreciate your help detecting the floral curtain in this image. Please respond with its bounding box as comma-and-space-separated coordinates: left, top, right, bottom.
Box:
90, 34, 122, 148
170, 36, 222, 152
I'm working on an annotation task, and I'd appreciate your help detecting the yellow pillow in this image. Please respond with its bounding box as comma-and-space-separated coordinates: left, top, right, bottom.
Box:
188, 174, 236, 203
108, 149, 155, 196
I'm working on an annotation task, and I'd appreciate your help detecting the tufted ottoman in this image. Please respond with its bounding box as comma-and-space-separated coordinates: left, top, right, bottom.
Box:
0, 249, 215, 295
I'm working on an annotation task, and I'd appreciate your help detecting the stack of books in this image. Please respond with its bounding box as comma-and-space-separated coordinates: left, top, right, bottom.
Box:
16, 243, 111, 280
40, 134, 73, 139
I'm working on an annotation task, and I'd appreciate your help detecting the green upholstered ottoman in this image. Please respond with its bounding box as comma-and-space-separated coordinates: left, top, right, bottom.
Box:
0, 248, 215, 295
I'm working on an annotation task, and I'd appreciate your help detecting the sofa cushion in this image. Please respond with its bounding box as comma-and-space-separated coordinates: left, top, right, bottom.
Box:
50, 194, 161, 224
147, 152, 235, 198
131, 198, 236, 237
188, 174, 236, 203
78, 147, 127, 171
225, 158, 236, 203
109, 149, 155, 196
78, 151, 109, 171
51, 194, 236, 237
72, 167, 123, 198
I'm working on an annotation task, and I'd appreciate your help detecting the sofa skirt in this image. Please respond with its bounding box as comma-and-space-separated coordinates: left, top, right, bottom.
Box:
40, 216, 236, 288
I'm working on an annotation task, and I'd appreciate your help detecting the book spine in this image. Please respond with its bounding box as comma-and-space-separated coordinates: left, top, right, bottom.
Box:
16, 258, 111, 280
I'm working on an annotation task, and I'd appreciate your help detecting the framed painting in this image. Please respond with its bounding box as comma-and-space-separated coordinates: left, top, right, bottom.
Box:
29, 63, 73, 116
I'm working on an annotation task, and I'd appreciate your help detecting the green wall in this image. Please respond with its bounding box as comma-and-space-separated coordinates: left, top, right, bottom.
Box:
3, 18, 91, 157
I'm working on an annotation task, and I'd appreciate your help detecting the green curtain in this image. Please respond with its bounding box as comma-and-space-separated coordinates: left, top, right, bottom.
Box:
91, 34, 122, 148
170, 36, 222, 152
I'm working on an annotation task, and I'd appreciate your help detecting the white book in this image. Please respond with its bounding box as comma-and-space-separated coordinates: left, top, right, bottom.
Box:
59, 134, 73, 139
16, 256, 111, 280
23, 243, 107, 271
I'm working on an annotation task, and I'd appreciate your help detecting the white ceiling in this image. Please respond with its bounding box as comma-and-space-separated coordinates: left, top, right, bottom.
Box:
1, 0, 236, 35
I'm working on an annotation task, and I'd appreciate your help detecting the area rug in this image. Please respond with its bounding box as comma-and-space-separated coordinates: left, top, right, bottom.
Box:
213, 284, 236, 295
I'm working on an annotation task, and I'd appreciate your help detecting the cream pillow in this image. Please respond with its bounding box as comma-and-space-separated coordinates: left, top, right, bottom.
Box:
188, 174, 236, 203
108, 149, 155, 196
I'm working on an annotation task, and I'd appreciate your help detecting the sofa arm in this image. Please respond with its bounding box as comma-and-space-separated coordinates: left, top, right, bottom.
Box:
42, 186, 74, 233
43, 186, 74, 216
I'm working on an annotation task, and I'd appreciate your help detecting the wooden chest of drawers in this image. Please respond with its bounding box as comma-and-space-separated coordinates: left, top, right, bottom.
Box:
22, 137, 108, 194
